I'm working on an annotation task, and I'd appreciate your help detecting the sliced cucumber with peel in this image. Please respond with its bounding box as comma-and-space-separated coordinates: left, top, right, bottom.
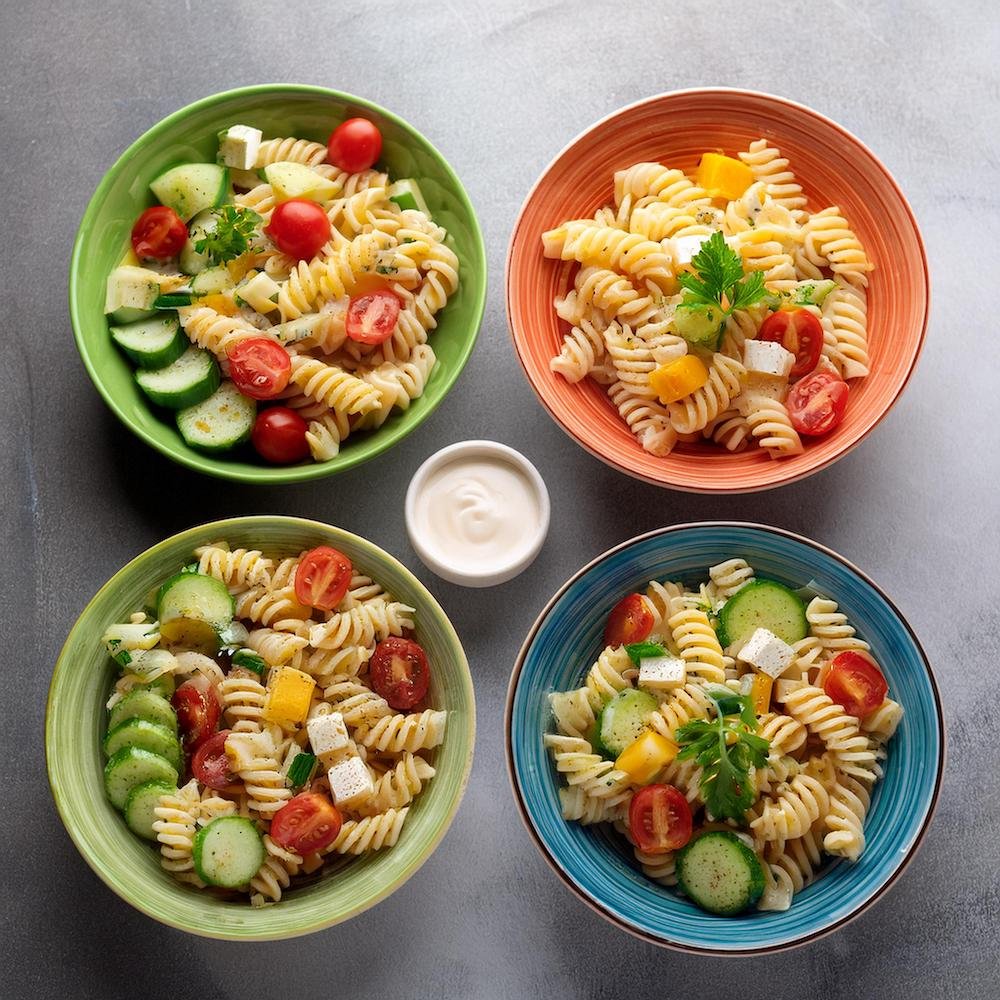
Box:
107, 688, 177, 734
135, 347, 219, 410
716, 579, 809, 649
103, 718, 182, 772
110, 314, 186, 368
150, 163, 229, 222
123, 779, 176, 840
156, 571, 234, 651
193, 817, 265, 888
176, 382, 256, 453
675, 830, 765, 915
191, 266, 234, 297
597, 689, 658, 758
104, 746, 179, 810
180, 208, 220, 274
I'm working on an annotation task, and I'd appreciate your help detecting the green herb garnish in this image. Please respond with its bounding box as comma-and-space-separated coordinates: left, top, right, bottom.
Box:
194, 205, 262, 265
286, 751, 318, 790
231, 649, 267, 677
624, 641, 667, 666
675, 688, 770, 821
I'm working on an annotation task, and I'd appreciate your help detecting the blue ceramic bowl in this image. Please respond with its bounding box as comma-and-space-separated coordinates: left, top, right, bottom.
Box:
505, 523, 943, 954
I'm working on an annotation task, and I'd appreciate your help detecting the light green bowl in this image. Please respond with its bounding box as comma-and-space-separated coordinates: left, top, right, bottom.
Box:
46, 516, 475, 940
69, 85, 487, 483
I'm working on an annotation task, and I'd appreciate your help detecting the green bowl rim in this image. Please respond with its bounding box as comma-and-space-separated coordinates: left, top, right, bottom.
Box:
46, 514, 476, 939
69, 83, 488, 484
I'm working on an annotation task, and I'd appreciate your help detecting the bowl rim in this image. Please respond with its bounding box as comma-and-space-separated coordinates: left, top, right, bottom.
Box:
46, 514, 476, 940
504, 520, 945, 954
69, 83, 487, 485
504, 87, 931, 494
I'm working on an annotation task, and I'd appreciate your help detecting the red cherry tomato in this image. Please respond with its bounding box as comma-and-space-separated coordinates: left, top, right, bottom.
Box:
346, 289, 401, 345
327, 118, 383, 173
131, 206, 188, 260
604, 593, 655, 647
294, 546, 354, 610
787, 370, 850, 436
629, 784, 693, 854
191, 729, 234, 789
227, 338, 292, 400
369, 637, 431, 710
172, 676, 221, 750
251, 407, 309, 464
757, 308, 824, 379
265, 199, 331, 260
270, 792, 343, 853
823, 652, 888, 718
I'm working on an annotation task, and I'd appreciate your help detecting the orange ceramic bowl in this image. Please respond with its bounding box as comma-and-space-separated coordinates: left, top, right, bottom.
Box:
506, 89, 929, 493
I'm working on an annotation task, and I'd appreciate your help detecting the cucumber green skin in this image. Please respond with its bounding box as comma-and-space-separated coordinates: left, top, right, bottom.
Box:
176, 383, 256, 453
110, 315, 186, 369
675, 831, 765, 916
157, 571, 235, 633
109, 305, 157, 325
102, 718, 183, 772
193, 817, 265, 888
597, 689, 659, 758
153, 292, 193, 309
104, 746, 179, 810
674, 304, 725, 351
107, 688, 178, 734
123, 779, 176, 840
135, 349, 220, 410
716, 579, 809, 648
139, 673, 176, 699
180, 208, 220, 275
150, 163, 229, 222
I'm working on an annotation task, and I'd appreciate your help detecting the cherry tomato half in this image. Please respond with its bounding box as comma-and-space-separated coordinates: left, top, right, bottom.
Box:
191, 729, 234, 789
346, 289, 401, 345
265, 199, 331, 260
757, 307, 823, 379
131, 206, 188, 260
369, 637, 431, 711
327, 118, 383, 173
787, 369, 849, 437
251, 407, 309, 464
605, 593, 655, 647
823, 651, 888, 718
270, 792, 343, 854
172, 676, 221, 751
294, 546, 354, 611
228, 338, 292, 400
629, 784, 693, 854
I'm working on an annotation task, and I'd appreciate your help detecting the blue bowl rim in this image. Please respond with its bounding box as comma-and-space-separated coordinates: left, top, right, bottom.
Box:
504, 521, 945, 955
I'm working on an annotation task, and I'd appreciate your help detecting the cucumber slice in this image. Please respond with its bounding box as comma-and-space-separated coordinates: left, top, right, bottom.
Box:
104, 746, 179, 810
150, 163, 229, 222
123, 779, 176, 840
135, 346, 220, 410
597, 689, 658, 758
191, 266, 234, 297
193, 817, 265, 888
176, 382, 256, 453
157, 571, 235, 650
105, 265, 162, 320
130, 672, 176, 699
717, 579, 809, 649
107, 688, 177, 734
388, 179, 430, 214
110, 314, 186, 369
102, 718, 182, 772
675, 830, 765, 915
179, 208, 220, 275
673, 301, 725, 351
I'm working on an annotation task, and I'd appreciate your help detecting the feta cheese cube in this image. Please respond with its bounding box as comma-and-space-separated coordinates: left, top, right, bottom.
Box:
671, 234, 711, 268
307, 712, 350, 760
327, 756, 374, 809
237, 271, 281, 314
737, 628, 795, 679
217, 125, 263, 171
638, 655, 687, 693
743, 340, 795, 379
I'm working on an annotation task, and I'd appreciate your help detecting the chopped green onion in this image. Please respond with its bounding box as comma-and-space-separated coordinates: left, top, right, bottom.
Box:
624, 641, 666, 666
111, 647, 132, 668
286, 752, 317, 790
231, 649, 266, 677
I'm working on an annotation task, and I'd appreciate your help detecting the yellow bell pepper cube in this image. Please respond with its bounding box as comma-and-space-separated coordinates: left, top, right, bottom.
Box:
615, 731, 679, 785
262, 666, 316, 727
750, 672, 774, 715
696, 152, 754, 201
649, 355, 709, 404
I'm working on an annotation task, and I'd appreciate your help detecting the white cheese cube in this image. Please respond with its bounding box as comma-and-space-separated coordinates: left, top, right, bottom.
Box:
238, 271, 281, 314
217, 125, 262, 171
327, 756, 374, 809
671, 233, 711, 268
638, 655, 687, 693
307, 712, 350, 760
743, 340, 795, 379
737, 627, 795, 679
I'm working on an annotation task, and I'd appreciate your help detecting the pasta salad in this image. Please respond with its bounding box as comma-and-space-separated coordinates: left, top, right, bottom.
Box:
100, 541, 445, 905
104, 117, 458, 464
543, 141, 873, 459
544, 559, 902, 915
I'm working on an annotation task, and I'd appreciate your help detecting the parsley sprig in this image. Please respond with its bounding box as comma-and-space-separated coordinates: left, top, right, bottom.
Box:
677, 231, 769, 319
194, 205, 262, 265
675, 687, 770, 822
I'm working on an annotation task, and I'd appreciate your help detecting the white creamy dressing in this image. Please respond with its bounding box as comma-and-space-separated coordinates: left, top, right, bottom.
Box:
412, 454, 543, 574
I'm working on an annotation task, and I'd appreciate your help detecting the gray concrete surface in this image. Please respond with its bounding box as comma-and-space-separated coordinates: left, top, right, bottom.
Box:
3, 1, 997, 997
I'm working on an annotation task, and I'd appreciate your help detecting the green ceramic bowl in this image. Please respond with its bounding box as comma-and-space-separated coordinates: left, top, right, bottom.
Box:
46, 516, 475, 940
69, 85, 487, 483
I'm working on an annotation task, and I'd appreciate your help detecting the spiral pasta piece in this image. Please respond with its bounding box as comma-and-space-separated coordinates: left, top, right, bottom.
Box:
195, 543, 273, 593
235, 585, 313, 634
647, 682, 715, 741
708, 558, 755, 600
220, 669, 267, 733
153, 780, 204, 886
551, 319, 606, 383
288, 355, 382, 416
584, 645, 634, 710
355, 709, 447, 753
225, 729, 293, 818
328, 808, 409, 855
559, 786, 629, 825
255, 136, 328, 168
250, 835, 302, 907
750, 773, 831, 851
821, 281, 869, 379
634, 845, 678, 885
742, 394, 804, 458
861, 698, 904, 742
305, 409, 351, 461
322, 680, 393, 728
667, 354, 745, 434
607, 380, 677, 456
757, 712, 808, 757
765, 824, 825, 893
801, 206, 873, 287
665, 598, 726, 684
548, 687, 597, 740
308, 599, 415, 650
823, 774, 871, 861
177, 306, 273, 361
805, 597, 870, 655
360, 754, 436, 815
738, 140, 808, 217
543, 734, 631, 798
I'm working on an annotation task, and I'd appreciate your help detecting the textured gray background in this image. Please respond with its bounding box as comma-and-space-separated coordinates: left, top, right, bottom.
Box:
3, 1, 997, 997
